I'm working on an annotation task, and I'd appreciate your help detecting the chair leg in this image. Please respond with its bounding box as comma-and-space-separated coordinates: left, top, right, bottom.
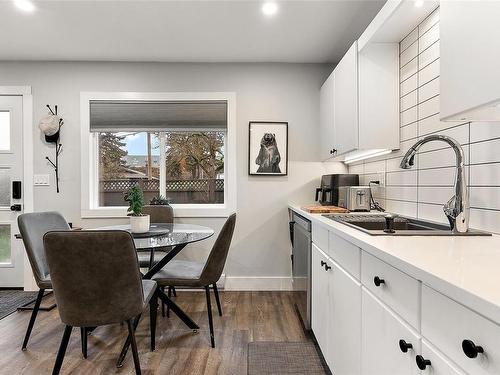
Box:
161, 286, 165, 317
149, 292, 158, 351
80, 327, 87, 358
21, 288, 44, 350
116, 314, 141, 368
166, 286, 172, 318
172, 286, 177, 297
212, 283, 223, 316
204, 285, 215, 348
52, 325, 73, 375
127, 319, 142, 375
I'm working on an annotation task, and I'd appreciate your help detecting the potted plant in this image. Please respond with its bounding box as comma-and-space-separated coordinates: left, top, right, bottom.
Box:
124, 186, 150, 233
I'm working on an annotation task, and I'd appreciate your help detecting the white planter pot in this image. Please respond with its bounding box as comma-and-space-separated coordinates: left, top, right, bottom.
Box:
130, 215, 150, 233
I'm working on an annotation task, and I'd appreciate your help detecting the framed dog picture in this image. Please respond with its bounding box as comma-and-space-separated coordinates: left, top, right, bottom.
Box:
248, 121, 288, 176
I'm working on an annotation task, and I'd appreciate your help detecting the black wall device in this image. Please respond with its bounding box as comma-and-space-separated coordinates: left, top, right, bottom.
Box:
12, 181, 21, 200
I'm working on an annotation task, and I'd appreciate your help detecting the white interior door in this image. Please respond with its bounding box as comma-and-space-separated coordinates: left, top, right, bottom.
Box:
0, 96, 24, 287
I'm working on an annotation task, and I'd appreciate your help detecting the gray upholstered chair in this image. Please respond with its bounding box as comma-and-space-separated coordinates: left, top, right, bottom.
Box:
153, 213, 236, 348
43, 230, 158, 375
17, 212, 70, 351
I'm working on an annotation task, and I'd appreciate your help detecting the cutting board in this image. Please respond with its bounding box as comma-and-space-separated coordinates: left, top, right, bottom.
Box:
301, 205, 349, 214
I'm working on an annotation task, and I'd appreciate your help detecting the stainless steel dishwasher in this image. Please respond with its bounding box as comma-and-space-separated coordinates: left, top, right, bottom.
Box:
289, 210, 311, 330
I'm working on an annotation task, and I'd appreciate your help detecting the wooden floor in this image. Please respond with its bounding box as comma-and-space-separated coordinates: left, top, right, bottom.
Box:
0, 291, 310, 374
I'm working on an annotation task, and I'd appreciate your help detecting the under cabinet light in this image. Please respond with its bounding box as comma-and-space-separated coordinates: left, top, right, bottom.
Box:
343, 149, 392, 164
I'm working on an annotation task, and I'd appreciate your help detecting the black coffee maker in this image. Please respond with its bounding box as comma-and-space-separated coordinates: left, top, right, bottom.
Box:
315, 174, 360, 206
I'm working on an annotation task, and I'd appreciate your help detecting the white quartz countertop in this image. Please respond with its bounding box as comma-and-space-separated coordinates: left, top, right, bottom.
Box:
289, 203, 500, 325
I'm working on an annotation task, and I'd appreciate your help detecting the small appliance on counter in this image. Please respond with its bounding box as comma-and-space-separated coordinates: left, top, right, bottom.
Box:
315, 174, 359, 206
338, 186, 371, 212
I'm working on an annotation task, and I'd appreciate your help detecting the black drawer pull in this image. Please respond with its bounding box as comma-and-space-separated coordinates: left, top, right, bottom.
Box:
324, 264, 331, 271
321, 261, 326, 267
399, 339, 413, 353
373, 276, 385, 287
462, 339, 484, 358
416, 355, 431, 370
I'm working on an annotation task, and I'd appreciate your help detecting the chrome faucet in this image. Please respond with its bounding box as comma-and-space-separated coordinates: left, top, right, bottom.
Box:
399, 135, 469, 233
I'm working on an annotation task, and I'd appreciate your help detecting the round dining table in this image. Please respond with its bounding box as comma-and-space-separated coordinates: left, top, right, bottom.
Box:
94, 222, 214, 365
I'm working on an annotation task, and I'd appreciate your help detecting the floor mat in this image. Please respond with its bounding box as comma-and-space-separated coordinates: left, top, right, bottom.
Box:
0, 290, 40, 320
248, 341, 326, 375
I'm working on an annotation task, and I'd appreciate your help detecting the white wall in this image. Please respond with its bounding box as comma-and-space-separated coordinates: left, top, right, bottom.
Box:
350, 7, 500, 234
0, 61, 346, 289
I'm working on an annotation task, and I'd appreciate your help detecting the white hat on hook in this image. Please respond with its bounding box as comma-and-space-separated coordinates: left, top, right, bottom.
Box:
39, 114, 62, 136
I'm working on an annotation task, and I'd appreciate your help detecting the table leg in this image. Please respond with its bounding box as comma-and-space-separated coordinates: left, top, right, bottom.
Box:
157, 288, 199, 330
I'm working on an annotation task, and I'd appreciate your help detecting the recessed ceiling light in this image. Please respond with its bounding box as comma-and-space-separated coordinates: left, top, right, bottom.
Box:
13, 0, 35, 12
262, 2, 278, 16
414, 0, 424, 8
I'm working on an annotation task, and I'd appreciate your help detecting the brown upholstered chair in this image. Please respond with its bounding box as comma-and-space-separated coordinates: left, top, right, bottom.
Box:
17, 212, 71, 350
153, 213, 236, 348
43, 230, 158, 375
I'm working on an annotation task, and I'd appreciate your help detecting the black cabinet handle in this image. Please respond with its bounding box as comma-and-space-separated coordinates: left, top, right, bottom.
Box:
329, 148, 337, 155
416, 355, 431, 370
321, 261, 326, 267
462, 339, 484, 358
373, 276, 385, 287
399, 339, 413, 353
324, 264, 332, 271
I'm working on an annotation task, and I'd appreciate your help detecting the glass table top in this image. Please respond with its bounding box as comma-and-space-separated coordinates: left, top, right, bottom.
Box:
94, 223, 215, 249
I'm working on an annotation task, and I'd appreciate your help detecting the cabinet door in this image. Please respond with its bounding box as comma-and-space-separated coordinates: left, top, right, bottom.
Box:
419, 340, 466, 375
320, 70, 335, 161
311, 243, 330, 354
361, 288, 420, 375
334, 41, 359, 155
441, 1, 500, 121
328, 260, 361, 375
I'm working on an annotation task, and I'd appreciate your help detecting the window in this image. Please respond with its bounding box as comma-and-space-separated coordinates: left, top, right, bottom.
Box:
81, 92, 236, 218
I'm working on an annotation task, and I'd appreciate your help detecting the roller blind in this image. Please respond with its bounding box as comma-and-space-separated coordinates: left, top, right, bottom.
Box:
89, 100, 227, 132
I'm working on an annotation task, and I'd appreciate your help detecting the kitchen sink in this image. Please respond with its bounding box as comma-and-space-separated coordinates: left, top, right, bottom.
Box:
323, 214, 492, 236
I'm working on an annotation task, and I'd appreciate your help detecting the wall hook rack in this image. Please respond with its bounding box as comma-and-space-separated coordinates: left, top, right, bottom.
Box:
40, 105, 63, 193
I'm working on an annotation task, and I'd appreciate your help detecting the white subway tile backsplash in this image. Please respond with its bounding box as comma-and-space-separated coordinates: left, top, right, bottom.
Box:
386, 186, 417, 201
401, 90, 417, 112
401, 28, 418, 53
401, 123, 418, 141
470, 163, 500, 186
418, 166, 468, 187
418, 186, 454, 205
418, 145, 469, 169
470, 209, 500, 234
419, 7, 440, 37
348, 7, 500, 233
418, 203, 448, 224
386, 170, 417, 186
419, 23, 439, 53
400, 59, 418, 83
418, 59, 440, 86
401, 74, 418, 97
419, 40, 440, 70
418, 77, 440, 103
470, 139, 500, 165
470, 122, 500, 143
418, 95, 440, 120
385, 200, 417, 218
401, 42, 418, 67
470, 187, 500, 210
401, 107, 417, 127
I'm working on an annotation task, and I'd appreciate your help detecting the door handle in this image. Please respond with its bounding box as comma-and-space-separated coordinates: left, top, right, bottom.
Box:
10, 204, 22, 212
12, 181, 22, 199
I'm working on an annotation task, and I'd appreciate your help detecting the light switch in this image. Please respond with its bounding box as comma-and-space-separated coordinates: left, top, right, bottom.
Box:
34, 174, 50, 186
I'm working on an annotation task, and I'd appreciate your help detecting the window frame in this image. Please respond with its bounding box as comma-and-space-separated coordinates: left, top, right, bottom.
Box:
80, 91, 236, 218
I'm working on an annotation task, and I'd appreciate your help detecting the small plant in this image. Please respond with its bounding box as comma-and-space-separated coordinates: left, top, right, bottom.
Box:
150, 195, 172, 206
124, 186, 145, 216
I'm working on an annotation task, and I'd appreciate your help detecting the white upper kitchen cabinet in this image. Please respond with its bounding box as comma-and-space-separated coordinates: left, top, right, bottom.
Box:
440, 1, 500, 121
333, 41, 359, 156
320, 70, 336, 161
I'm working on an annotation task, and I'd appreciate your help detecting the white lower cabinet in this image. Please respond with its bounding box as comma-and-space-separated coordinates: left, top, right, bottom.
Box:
311, 243, 361, 375
361, 288, 421, 375
418, 340, 466, 375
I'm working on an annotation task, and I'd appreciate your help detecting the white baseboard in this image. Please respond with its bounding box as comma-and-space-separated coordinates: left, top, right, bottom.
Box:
224, 276, 293, 291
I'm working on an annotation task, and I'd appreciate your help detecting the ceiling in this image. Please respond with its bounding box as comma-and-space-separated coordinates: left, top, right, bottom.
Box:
0, 0, 385, 63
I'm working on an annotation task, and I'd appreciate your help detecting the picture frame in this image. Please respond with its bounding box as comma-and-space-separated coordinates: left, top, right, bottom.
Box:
248, 121, 288, 176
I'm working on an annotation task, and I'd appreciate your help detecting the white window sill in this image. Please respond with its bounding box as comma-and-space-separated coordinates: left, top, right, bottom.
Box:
81, 204, 232, 219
